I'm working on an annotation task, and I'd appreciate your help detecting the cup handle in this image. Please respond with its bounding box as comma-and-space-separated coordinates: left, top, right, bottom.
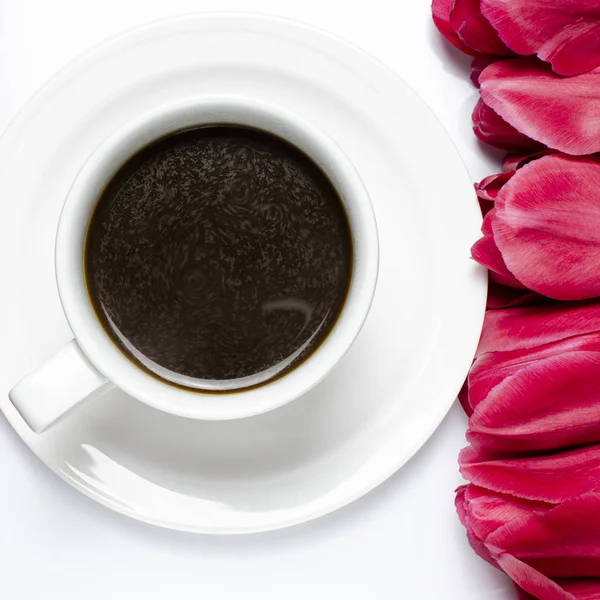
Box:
8, 340, 113, 433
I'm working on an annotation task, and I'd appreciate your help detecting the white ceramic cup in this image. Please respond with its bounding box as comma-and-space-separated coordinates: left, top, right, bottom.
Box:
9, 97, 379, 433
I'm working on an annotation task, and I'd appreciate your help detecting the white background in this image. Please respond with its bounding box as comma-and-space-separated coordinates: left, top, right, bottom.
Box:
0, 1, 511, 598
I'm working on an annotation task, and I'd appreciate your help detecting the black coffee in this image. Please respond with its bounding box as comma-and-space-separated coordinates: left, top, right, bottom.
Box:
84, 126, 353, 390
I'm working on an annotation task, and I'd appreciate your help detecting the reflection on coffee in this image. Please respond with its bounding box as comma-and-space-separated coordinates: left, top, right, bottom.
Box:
84, 126, 353, 391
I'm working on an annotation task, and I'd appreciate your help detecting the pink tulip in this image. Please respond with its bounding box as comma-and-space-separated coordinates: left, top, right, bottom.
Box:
468, 348, 600, 455
490, 495, 600, 579
459, 300, 600, 460
449, 0, 512, 55
476, 301, 600, 356
431, 0, 512, 56
472, 215, 546, 310
461, 445, 600, 504
456, 484, 552, 551
473, 165, 553, 312
478, 59, 600, 155
462, 301, 600, 454
471, 153, 600, 301
481, 0, 600, 76
432, 0, 600, 77
432, 0, 475, 55
464, 299, 600, 397
456, 486, 600, 598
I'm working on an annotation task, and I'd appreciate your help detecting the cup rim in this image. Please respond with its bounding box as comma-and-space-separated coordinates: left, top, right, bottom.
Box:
55, 95, 379, 420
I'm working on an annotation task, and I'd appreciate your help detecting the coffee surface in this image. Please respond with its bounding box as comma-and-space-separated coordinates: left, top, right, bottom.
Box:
85, 126, 353, 389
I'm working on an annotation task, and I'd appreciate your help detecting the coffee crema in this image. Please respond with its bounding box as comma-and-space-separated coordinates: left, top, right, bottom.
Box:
84, 125, 353, 391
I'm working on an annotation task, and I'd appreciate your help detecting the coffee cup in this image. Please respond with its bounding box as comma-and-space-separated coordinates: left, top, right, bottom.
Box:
9, 96, 379, 433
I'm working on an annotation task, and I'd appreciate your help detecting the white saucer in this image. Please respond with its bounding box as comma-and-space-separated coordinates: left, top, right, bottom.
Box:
0, 14, 486, 533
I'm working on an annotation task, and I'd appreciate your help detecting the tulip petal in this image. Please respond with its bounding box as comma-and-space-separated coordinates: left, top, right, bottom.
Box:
471, 234, 520, 288
456, 485, 497, 565
466, 334, 598, 416
450, 0, 512, 55
476, 172, 514, 202
457, 488, 600, 597
480, 59, 600, 156
475, 173, 511, 219
472, 211, 525, 289
493, 154, 600, 300
468, 346, 600, 454
460, 445, 600, 504
481, 0, 600, 76
463, 485, 551, 542
497, 555, 576, 600
489, 495, 600, 578
471, 56, 496, 87
473, 97, 543, 151
477, 300, 600, 356
432, 0, 476, 55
